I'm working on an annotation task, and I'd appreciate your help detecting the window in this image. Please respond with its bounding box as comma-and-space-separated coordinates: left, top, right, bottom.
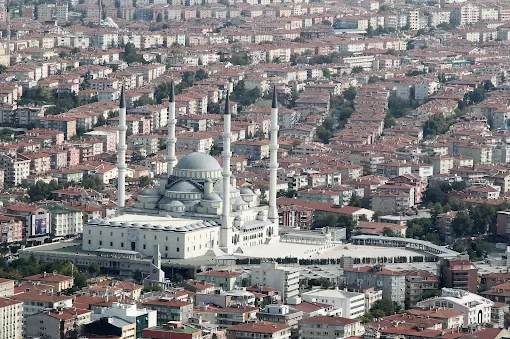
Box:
165, 246, 168, 251
88, 240, 91, 244
143, 244, 146, 249
176, 247, 179, 252
99, 241, 102, 246
110, 232, 113, 236
110, 242, 113, 246
121, 243, 124, 248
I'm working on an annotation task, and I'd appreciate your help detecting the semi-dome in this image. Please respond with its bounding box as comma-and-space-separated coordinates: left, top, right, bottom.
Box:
175, 152, 221, 171
168, 181, 200, 193
240, 187, 254, 195
203, 192, 222, 201
139, 188, 160, 196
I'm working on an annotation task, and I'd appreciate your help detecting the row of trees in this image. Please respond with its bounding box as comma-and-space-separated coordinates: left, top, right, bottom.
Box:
316, 87, 357, 143
234, 255, 436, 266
0, 256, 90, 293
23, 175, 105, 202
230, 80, 261, 112
360, 298, 401, 323
19, 89, 83, 116
153, 69, 209, 104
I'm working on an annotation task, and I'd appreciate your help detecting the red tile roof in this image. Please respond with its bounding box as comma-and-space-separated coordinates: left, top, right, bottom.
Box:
229, 321, 290, 333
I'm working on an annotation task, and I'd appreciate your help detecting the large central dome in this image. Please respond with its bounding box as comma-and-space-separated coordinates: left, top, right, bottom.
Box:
173, 152, 222, 180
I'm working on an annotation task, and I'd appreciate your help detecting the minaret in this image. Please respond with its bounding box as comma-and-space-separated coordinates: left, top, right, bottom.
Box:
268, 86, 279, 235
6, 5, 10, 66
220, 93, 233, 253
117, 86, 127, 215
167, 81, 177, 176
98, 0, 102, 25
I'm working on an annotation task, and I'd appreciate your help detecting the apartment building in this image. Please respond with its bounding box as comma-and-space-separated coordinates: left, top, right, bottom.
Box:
299, 316, 364, 339
45, 205, 83, 237
36, 116, 77, 140
0, 297, 23, 339
448, 4, 480, 25
0, 216, 23, 244
251, 262, 299, 303
3, 204, 50, 240
402, 270, 439, 307
438, 258, 478, 293
344, 265, 406, 308
228, 322, 290, 339
141, 298, 193, 324
11, 292, 73, 317
25, 308, 92, 339
301, 289, 367, 319
196, 270, 242, 290
23, 272, 74, 293
0, 153, 30, 186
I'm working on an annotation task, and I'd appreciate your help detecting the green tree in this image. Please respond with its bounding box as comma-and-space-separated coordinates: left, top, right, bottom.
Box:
370, 298, 396, 316
451, 211, 473, 237
95, 115, 107, 127
156, 13, 163, 22
316, 126, 333, 143
123, 42, 143, 64
351, 66, 364, 74
343, 86, 357, 101
81, 174, 104, 191
322, 68, 332, 78
138, 176, 152, 187
88, 263, 100, 276
133, 95, 155, 107
467, 87, 487, 104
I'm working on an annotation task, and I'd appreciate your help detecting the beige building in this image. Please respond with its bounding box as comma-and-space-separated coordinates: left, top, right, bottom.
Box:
456, 144, 492, 165
0, 154, 31, 186
0, 297, 23, 339
421, 155, 454, 175
371, 192, 412, 214
23, 273, 74, 293
299, 316, 364, 339
0, 278, 14, 297
228, 321, 291, 339
232, 140, 270, 160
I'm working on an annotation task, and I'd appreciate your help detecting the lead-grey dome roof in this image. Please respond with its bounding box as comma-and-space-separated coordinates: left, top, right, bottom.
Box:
175, 152, 221, 171
139, 188, 160, 196
203, 192, 222, 201
169, 181, 201, 193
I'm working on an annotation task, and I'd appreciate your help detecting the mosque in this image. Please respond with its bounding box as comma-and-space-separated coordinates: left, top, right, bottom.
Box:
82, 84, 281, 261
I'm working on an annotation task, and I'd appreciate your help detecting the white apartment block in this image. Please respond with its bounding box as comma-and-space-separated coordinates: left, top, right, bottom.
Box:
449, 4, 480, 25
0, 297, 23, 339
251, 262, 300, 302
301, 289, 367, 319
428, 10, 451, 27
0, 154, 30, 186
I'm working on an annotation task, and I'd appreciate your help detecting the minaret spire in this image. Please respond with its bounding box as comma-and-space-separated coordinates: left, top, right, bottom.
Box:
167, 81, 177, 176
117, 85, 127, 215
220, 93, 233, 253
6, 4, 10, 66
268, 86, 279, 236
